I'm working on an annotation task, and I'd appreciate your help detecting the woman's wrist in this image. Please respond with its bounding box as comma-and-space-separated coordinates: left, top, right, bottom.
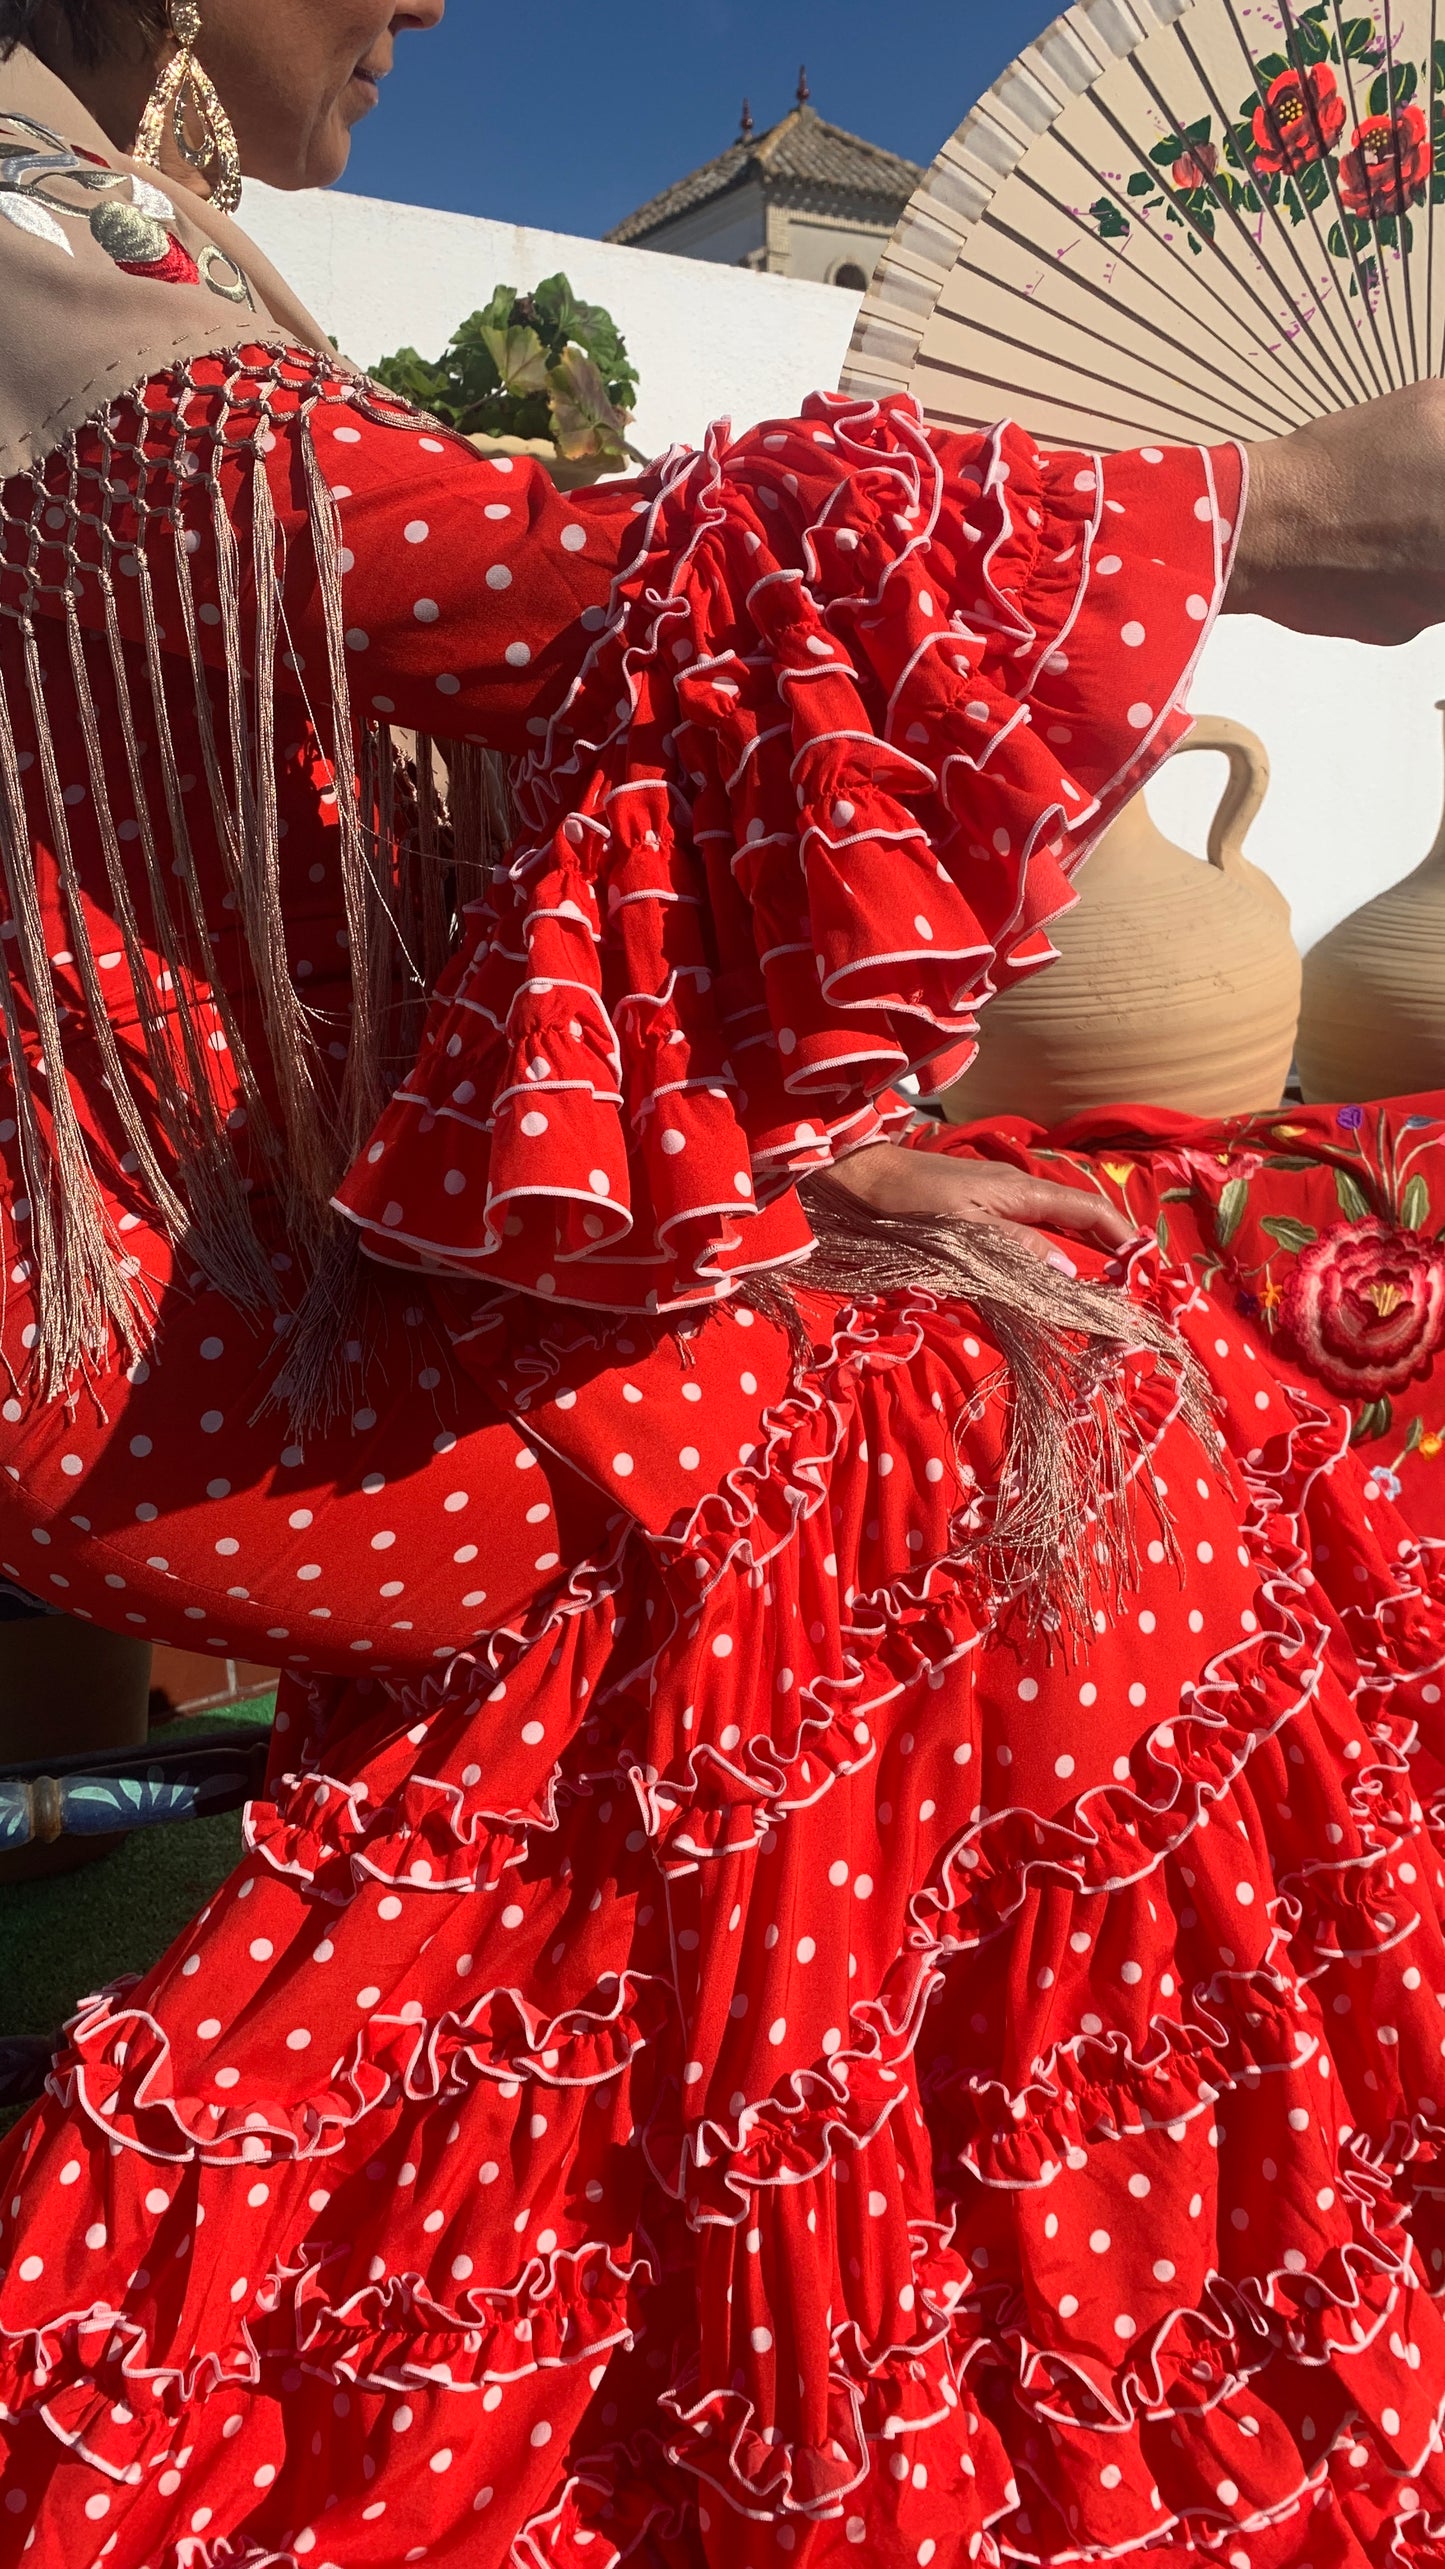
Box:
1223, 383, 1445, 645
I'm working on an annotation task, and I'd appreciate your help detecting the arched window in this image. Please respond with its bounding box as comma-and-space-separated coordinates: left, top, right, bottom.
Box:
832, 261, 869, 292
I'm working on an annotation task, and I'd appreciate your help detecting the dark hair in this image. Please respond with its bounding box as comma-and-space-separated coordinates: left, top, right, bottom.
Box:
0, 1, 167, 65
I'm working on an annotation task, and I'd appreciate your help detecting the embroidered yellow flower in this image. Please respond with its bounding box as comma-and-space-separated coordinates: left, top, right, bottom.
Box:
1101, 1161, 1134, 1186
1260, 1278, 1283, 1313
1272, 1124, 1308, 1139
1421, 1432, 1442, 1459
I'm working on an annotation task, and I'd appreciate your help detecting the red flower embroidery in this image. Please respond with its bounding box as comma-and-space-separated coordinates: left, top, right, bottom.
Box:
1172, 141, 1219, 190
1250, 65, 1347, 174
1339, 104, 1433, 218
1171, 1145, 1265, 1190
1279, 1216, 1445, 1397
115, 232, 201, 289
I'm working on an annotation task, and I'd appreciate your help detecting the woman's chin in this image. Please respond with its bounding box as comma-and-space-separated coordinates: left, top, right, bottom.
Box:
259, 123, 355, 196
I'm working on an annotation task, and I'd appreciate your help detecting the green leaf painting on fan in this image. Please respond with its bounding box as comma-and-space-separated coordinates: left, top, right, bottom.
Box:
1086, 4, 1436, 287
373, 273, 644, 479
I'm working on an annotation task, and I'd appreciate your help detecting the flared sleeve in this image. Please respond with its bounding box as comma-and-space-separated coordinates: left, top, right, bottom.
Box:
333, 392, 1242, 1313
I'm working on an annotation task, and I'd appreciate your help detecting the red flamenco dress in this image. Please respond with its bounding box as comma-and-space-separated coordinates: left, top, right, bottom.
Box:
0, 361, 1442, 2569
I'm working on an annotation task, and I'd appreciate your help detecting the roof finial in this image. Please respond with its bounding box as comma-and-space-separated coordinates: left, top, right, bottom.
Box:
796, 64, 811, 108
739, 96, 754, 141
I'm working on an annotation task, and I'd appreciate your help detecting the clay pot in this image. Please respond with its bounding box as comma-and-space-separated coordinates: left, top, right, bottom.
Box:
943, 715, 1300, 1124
468, 431, 615, 493
1296, 700, 1445, 1103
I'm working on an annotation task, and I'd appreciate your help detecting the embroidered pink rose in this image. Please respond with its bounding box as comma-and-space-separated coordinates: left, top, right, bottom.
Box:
1280, 1216, 1445, 1398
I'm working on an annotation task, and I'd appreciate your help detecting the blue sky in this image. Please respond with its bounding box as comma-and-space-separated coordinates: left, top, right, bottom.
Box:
344, 2, 1056, 238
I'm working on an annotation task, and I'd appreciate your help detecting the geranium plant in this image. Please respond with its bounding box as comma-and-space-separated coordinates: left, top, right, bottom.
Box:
374, 272, 643, 474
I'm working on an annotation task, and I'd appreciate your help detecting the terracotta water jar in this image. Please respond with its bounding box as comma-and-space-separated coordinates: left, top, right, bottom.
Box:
1296, 701, 1445, 1103
943, 715, 1300, 1124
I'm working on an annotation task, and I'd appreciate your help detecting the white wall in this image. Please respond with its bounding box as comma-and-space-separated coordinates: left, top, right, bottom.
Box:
241, 181, 1440, 956
241, 180, 861, 465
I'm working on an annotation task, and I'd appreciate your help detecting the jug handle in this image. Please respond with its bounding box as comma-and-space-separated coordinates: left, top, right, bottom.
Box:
1168, 714, 1270, 879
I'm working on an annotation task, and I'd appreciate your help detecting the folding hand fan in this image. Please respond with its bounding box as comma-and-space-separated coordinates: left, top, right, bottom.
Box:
840, 0, 1445, 447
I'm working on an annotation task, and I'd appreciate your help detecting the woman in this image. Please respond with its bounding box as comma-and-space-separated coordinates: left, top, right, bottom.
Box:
1, 5, 1445, 2564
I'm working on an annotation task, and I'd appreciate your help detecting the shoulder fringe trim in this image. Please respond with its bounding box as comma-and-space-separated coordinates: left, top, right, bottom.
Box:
0, 347, 505, 1411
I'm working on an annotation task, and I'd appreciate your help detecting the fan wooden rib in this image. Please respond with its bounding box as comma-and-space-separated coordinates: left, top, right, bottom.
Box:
841, 0, 1445, 448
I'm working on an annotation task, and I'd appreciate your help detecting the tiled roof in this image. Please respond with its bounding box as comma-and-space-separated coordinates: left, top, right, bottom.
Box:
606, 106, 922, 246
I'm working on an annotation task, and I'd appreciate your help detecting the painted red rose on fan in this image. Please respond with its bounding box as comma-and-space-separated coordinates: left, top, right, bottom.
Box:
1172, 141, 1218, 189
1339, 104, 1433, 218
1250, 65, 1347, 174
1279, 1217, 1445, 1398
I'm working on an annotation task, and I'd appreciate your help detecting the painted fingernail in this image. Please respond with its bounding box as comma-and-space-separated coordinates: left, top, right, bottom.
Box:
1047, 1250, 1077, 1276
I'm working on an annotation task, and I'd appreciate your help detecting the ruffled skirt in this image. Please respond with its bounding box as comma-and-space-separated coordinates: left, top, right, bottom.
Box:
2, 1253, 1444, 2566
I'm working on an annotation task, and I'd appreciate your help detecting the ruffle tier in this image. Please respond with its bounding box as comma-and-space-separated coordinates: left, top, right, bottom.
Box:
335, 401, 1239, 1309
4, 1253, 1445, 2562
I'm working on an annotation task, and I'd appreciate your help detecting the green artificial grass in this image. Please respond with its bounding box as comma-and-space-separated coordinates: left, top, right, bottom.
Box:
1, 1693, 276, 2046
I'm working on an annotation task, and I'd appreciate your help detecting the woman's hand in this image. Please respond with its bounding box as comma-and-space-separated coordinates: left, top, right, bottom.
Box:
1228, 382, 1445, 646
827, 1142, 1135, 1272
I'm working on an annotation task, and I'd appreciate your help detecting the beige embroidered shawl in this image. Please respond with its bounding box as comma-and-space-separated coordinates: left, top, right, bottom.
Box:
0, 49, 343, 464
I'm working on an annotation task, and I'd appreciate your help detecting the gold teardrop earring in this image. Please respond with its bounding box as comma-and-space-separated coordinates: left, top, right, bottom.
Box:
134, 0, 242, 217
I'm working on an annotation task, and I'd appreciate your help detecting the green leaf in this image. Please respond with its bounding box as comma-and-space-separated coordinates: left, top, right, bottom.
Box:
1298, 157, 1331, 208
1215, 1176, 1250, 1246
1295, 14, 1331, 63
1401, 1173, 1431, 1230
1185, 113, 1212, 143
1283, 180, 1306, 224
370, 342, 458, 423
1159, 1186, 1195, 1203
1261, 1214, 1319, 1252
1155, 1211, 1170, 1255
1351, 1395, 1394, 1445
1091, 197, 1130, 241
1265, 1154, 1319, 1171
1349, 17, 1385, 61
479, 324, 551, 401
1257, 52, 1290, 80
1150, 134, 1186, 164
1335, 1165, 1373, 1221
1369, 60, 1417, 112
546, 345, 631, 468
1431, 172, 1445, 202
1404, 1413, 1426, 1454
1375, 212, 1399, 249
1127, 169, 1157, 195
1435, 32, 1445, 87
